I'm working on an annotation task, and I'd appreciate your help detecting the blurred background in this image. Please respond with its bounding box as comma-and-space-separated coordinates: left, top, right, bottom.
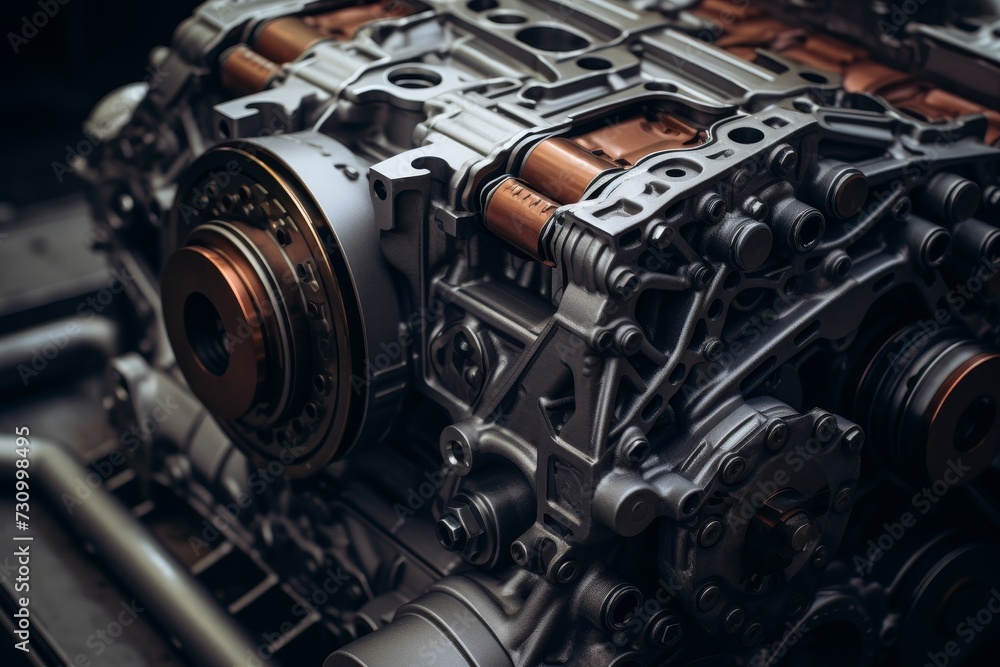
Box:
0, 0, 200, 209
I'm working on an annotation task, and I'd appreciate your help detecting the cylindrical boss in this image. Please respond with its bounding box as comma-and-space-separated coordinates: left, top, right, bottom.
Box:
484, 177, 559, 264
520, 137, 617, 204
252, 16, 328, 63
219, 45, 280, 96
325, 591, 513, 667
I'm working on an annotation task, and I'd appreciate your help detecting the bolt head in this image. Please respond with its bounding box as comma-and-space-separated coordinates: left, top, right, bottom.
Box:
722, 456, 747, 484
772, 145, 798, 176
436, 514, 466, 551
699, 519, 723, 547
613, 270, 639, 297
766, 421, 789, 450
814, 414, 838, 443
650, 224, 674, 249
724, 608, 746, 633
696, 584, 721, 612
556, 560, 580, 583
834, 487, 854, 513
843, 426, 865, 453
743, 622, 764, 647
624, 437, 650, 464
651, 618, 683, 647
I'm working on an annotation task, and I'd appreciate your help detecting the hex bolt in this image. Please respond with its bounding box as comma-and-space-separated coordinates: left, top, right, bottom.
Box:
650, 224, 674, 249
651, 618, 683, 647
834, 487, 854, 513
766, 421, 789, 451
744, 197, 769, 221
843, 426, 865, 453
698, 519, 723, 548
696, 584, 721, 612
699, 193, 727, 225
436, 514, 467, 551
771, 145, 798, 176
721, 456, 747, 484
724, 608, 746, 633
814, 414, 838, 443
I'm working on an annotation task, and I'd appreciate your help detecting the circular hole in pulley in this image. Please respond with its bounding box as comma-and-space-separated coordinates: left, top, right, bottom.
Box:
184, 292, 230, 377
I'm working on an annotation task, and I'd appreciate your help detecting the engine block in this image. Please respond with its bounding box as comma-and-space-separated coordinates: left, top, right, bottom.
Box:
74, 0, 1000, 665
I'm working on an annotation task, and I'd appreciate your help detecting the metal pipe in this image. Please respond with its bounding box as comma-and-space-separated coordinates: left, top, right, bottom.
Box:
0, 436, 260, 667
0, 316, 119, 393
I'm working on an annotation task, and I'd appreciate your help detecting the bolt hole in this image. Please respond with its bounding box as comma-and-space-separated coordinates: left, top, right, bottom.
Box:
184, 293, 230, 377
728, 127, 766, 144
577, 56, 613, 70
799, 71, 829, 84
275, 228, 291, 246
387, 66, 443, 89
374, 180, 388, 200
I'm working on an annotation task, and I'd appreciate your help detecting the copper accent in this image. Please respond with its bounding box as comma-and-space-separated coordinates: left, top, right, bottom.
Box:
253, 16, 329, 63
925, 352, 1000, 475
520, 137, 617, 204
220, 45, 281, 96
484, 177, 558, 263
696, 1, 1000, 145
162, 222, 305, 421
573, 111, 705, 165
303, 0, 421, 40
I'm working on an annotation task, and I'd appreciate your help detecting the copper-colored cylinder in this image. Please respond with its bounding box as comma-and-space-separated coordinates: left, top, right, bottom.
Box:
520, 137, 617, 204
484, 177, 559, 264
253, 16, 328, 63
220, 45, 281, 96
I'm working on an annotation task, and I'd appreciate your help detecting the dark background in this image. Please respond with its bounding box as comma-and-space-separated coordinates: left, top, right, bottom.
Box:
0, 0, 200, 210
